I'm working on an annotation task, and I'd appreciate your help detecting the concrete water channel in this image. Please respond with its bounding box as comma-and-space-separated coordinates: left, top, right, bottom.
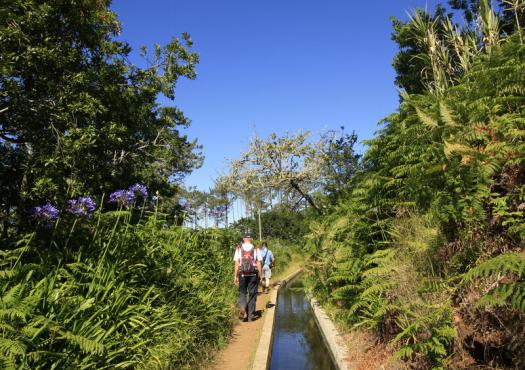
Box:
269, 277, 337, 370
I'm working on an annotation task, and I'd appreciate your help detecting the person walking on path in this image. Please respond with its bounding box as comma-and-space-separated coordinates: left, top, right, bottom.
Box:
233, 234, 262, 321
260, 241, 275, 294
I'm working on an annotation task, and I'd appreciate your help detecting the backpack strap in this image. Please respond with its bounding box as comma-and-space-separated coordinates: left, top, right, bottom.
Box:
235, 246, 241, 263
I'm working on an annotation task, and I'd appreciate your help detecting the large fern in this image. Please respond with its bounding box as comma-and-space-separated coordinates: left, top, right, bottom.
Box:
463, 252, 525, 311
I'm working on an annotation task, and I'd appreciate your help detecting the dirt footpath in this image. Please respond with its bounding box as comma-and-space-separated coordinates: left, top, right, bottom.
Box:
210, 260, 301, 370
211, 288, 270, 370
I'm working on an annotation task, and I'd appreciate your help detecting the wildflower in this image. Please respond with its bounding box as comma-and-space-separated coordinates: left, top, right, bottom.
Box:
32, 203, 59, 224
179, 198, 195, 216
210, 205, 227, 218
67, 196, 96, 217
109, 189, 135, 207
129, 183, 148, 198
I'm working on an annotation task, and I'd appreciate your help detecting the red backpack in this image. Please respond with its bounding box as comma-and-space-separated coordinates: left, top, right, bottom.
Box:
239, 247, 257, 276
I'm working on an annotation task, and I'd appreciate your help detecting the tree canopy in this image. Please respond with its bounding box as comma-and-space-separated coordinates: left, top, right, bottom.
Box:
1, 0, 202, 233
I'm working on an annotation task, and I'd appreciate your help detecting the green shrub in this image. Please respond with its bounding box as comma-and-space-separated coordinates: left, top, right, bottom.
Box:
0, 210, 238, 369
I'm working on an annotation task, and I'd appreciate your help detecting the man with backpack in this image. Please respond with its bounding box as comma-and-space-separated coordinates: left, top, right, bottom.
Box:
260, 241, 275, 294
233, 234, 262, 321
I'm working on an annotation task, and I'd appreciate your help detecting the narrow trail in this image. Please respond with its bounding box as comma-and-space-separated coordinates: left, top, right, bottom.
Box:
211, 289, 270, 370
210, 261, 301, 370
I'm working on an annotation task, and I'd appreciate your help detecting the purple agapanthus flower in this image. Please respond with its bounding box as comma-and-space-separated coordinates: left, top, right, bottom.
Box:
67, 196, 96, 217
109, 189, 136, 208
129, 183, 148, 198
179, 198, 196, 216
210, 205, 227, 218
32, 203, 59, 224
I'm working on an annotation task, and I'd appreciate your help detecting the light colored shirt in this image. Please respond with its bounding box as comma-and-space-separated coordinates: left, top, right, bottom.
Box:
233, 243, 262, 264
261, 248, 274, 267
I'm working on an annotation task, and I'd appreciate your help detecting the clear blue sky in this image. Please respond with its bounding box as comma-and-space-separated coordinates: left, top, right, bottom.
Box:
111, 0, 441, 191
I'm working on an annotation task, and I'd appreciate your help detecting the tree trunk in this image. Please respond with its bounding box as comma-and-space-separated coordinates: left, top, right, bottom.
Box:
224, 202, 229, 228
244, 195, 250, 220
258, 206, 263, 241
290, 180, 321, 214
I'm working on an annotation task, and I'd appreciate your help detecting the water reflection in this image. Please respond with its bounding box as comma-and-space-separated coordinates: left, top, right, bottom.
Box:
270, 279, 337, 370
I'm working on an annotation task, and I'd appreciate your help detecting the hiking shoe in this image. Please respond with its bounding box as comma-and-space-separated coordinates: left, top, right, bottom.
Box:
238, 309, 246, 320
248, 316, 255, 322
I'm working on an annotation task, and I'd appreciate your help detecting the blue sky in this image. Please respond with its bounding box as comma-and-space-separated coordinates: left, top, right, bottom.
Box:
111, 0, 442, 191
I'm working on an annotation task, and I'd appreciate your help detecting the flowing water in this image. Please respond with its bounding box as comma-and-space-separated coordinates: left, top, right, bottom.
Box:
270, 278, 337, 370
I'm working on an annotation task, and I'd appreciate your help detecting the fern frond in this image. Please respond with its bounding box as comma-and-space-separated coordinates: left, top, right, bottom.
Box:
439, 103, 459, 127
476, 282, 525, 311
0, 354, 16, 370
443, 141, 476, 158
394, 345, 414, 360
331, 284, 360, 299
60, 332, 105, 355
464, 252, 525, 281
360, 281, 397, 297
416, 107, 438, 129
0, 308, 27, 322
1, 284, 24, 306
0, 322, 15, 333
0, 338, 27, 356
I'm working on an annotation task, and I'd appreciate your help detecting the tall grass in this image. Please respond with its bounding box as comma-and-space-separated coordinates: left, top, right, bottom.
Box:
0, 209, 238, 369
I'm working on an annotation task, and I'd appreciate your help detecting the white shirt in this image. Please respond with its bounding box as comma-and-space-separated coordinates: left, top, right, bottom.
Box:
233, 243, 262, 263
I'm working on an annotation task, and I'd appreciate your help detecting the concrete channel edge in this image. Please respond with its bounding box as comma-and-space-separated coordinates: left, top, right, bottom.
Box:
250, 268, 303, 370
310, 297, 352, 370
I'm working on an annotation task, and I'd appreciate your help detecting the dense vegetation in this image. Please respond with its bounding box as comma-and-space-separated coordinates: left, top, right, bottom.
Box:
0, 2, 240, 368
1, 205, 238, 368
306, 1, 525, 368
3, 0, 525, 369
231, 206, 309, 244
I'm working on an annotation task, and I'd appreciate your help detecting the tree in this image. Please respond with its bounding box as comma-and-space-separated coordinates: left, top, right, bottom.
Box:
319, 127, 361, 202
212, 176, 234, 227
226, 131, 325, 214
0, 1, 202, 234
448, 0, 525, 38
231, 206, 308, 243
392, 0, 525, 98
501, 0, 525, 43
391, 5, 480, 95
391, 5, 450, 94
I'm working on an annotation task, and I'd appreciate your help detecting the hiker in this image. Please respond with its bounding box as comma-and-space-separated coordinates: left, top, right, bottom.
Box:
233, 234, 262, 321
260, 241, 275, 294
